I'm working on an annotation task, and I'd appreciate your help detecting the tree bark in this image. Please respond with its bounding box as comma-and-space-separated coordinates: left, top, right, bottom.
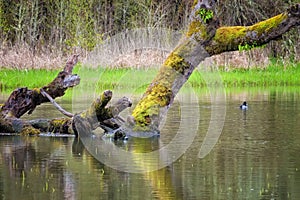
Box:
129, 2, 300, 132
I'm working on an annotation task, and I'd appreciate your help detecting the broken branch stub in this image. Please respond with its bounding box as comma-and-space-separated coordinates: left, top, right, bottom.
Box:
74, 90, 132, 137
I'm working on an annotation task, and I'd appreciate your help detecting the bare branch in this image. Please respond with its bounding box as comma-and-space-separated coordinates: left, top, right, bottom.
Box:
64, 54, 80, 73
40, 89, 74, 118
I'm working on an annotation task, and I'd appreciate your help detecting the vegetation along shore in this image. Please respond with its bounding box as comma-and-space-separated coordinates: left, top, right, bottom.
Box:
1, 61, 299, 93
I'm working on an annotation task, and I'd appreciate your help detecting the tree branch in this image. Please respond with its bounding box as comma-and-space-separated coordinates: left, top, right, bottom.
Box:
40, 88, 74, 118
205, 4, 300, 55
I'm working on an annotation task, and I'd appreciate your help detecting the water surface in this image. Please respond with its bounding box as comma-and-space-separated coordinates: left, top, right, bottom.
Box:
0, 87, 300, 199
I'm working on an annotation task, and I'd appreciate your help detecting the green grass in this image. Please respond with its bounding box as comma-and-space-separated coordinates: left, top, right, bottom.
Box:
1, 62, 300, 93
220, 63, 300, 87
0, 68, 60, 91
74, 66, 157, 93
189, 62, 300, 87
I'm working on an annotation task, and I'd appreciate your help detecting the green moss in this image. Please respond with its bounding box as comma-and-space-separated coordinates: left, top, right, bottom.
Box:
51, 118, 69, 127
186, 20, 208, 39
132, 81, 172, 130
164, 53, 184, 68
98, 91, 112, 108
207, 12, 288, 54
132, 51, 191, 129
79, 91, 114, 124
132, 103, 157, 129
49, 118, 72, 133
249, 13, 287, 35
20, 126, 40, 136
163, 53, 190, 74
214, 26, 246, 45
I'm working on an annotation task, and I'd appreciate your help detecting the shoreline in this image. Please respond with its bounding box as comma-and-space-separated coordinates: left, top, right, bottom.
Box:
1, 61, 300, 93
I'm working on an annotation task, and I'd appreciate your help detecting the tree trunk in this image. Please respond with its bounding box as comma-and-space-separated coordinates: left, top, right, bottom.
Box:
129, 2, 300, 132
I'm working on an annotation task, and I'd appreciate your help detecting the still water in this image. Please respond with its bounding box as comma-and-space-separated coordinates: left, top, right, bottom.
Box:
1, 87, 300, 200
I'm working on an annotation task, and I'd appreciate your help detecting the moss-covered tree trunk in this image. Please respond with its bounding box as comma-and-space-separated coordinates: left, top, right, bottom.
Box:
130, 1, 300, 132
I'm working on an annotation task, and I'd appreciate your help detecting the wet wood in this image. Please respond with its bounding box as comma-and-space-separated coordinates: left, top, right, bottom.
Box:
0, 87, 132, 136
73, 91, 132, 138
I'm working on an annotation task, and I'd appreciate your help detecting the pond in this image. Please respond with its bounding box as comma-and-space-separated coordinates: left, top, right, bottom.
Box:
1, 86, 300, 200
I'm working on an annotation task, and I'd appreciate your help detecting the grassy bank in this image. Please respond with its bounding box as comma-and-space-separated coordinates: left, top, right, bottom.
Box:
0, 69, 60, 91
189, 62, 300, 87
219, 62, 300, 87
1, 62, 300, 93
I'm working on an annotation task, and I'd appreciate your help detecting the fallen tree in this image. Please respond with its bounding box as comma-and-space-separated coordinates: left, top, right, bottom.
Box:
0, 1, 299, 136
0, 55, 132, 137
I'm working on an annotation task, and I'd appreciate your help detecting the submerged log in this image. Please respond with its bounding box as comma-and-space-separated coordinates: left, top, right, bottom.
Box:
1, 89, 131, 136
129, 2, 300, 132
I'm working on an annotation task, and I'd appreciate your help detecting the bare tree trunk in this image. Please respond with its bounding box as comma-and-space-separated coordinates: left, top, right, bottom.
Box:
129, 2, 300, 132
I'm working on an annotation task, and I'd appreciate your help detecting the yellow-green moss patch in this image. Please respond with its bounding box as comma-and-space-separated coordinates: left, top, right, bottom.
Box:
163, 53, 190, 74
249, 13, 287, 35
20, 126, 40, 136
132, 83, 172, 128
214, 26, 246, 45
49, 118, 72, 133
207, 12, 289, 55
186, 20, 208, 40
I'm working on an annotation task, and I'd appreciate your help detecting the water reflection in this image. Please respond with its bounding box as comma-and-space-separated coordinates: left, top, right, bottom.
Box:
0, 87, 300, 199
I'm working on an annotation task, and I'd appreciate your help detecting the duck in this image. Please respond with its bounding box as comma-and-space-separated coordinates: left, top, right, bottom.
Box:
240, 101, 248, 110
